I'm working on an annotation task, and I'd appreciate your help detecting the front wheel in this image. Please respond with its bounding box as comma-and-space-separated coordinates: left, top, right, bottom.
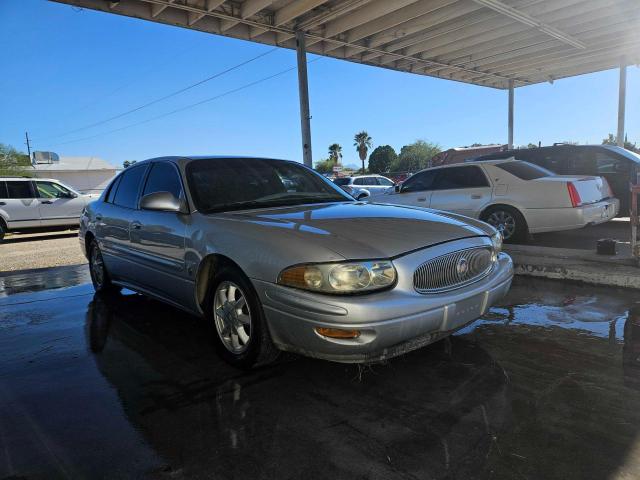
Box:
205, 266, 279, 369
88, 239, 121, 293
481, 206, 527, 243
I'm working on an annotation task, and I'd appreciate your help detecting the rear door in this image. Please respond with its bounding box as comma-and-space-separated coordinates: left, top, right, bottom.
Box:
386, 170, 438, 207
128, 161, 189, 304
1, 181, 40, 228
429, 165, 492, 218
99, 164, 148, 282
35, 180, 86, 227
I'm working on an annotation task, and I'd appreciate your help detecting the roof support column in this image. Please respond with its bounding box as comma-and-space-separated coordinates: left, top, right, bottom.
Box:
617, 60, 627, 147
508, 79, 514, 150
296, 30, 312, 168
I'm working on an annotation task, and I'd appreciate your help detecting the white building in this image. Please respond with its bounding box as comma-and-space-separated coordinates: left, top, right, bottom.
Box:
31, 152, 119, 194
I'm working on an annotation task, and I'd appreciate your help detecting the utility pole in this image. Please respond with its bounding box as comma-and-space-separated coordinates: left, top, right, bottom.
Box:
24, 132, 32, 161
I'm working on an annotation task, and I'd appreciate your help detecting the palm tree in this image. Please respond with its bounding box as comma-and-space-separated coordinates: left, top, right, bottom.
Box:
328, 143, 342, 164
353, 131, 373, 173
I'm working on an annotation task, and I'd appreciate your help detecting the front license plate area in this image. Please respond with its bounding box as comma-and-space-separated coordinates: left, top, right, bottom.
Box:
444, 293, 485, 331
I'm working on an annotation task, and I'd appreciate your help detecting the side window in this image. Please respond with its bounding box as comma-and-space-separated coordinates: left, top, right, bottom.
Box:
36, 181, 72, 199
353, 178, 366, 186
0, 181, 8, 198
595, 151, 628, 174
401, 171, 437, 193
377, 177, 394, 186
113, 165, 147, 209
105, 175, 122, 204
6, 181, 33, 199
142, 162, 183, 199
433, 166, 489, 190
363, 177, 378, 186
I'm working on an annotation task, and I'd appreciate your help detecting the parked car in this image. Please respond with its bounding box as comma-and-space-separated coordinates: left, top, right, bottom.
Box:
333, 174, 395, 199
383, 160, 619, 242
475, 144, 640, 214
80, 156, 513, 369
0, 177, 95, 241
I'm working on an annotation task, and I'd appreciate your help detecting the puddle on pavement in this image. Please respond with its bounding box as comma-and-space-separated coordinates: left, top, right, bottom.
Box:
1, 275, 640, 479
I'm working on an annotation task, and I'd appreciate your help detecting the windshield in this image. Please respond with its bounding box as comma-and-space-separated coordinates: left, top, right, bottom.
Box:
333, 178, 351, 186
495, 160, 552, 180
186, 158, 352, 213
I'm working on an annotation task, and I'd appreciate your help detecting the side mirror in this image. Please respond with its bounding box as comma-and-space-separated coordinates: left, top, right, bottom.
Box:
140, 191, 186, 213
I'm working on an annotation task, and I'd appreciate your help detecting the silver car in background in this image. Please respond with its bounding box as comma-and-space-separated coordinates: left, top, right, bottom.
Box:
79, 157, 513, 369
333, 174, 395, 200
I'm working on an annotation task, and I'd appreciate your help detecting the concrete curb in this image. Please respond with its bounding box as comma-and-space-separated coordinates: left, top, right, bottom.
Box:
505, 244, 640, 289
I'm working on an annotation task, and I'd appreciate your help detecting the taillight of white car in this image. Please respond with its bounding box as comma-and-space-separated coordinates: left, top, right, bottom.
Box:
567, 182, 583, 207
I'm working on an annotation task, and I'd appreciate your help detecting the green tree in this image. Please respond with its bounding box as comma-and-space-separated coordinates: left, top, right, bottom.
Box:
328, 143, 342, 164
0, 143, 32, 176
353, 131, 372, 173
392, 140, 441, 172
603, 133, 639, 152
314, 158, 334, 174
368, 145, 397, 174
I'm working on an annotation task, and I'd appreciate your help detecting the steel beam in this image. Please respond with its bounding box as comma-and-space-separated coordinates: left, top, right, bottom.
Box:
508, 79, 514, 149
618, 60, 627, 147
296, 31, 313, 167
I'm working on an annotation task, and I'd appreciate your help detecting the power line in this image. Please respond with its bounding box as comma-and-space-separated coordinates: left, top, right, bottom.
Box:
38, 46, 278, 141
48, 58, 320, 148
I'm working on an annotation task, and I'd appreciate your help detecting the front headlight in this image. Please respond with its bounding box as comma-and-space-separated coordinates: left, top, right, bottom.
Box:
278, 260, 396, 294
491, 231, 503, 261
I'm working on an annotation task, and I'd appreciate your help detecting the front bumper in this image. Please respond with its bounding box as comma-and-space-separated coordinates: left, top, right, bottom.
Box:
254, 245, 513, 363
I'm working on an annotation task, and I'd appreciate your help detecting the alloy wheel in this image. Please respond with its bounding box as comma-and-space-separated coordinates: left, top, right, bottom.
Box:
90, 245, 105, 288
213, 281, 252, 353
486, 210, 516, 240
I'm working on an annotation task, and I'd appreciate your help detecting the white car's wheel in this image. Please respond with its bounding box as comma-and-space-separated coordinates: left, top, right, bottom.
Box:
206, 265, 279, 369
482, 206, 527, 243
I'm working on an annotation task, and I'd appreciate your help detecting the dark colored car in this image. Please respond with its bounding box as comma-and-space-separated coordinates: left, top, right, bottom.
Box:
475, 145, 640, 214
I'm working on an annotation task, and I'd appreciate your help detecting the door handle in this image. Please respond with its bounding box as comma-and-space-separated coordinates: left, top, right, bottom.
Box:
0, 202, 5, 206
131, 221, 142, 230
41, 200, 53, 204
417, 197, 427, 202
471, 194, 482, 199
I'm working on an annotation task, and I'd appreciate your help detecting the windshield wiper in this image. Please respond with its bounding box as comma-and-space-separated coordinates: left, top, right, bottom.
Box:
202, 197, 345, 214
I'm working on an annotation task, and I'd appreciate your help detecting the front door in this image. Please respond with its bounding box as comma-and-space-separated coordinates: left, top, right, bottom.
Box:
0, 181, 41, 228
35, 181, 86, 227
429, 166, 492, 218
127, 161, 189, 306
384, 170, 438, 207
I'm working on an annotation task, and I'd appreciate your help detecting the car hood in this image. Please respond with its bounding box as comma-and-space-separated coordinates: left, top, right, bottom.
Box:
218, 202, 491, 259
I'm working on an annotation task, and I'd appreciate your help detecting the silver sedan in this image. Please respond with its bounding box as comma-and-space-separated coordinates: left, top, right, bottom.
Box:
79, 156, 513, 368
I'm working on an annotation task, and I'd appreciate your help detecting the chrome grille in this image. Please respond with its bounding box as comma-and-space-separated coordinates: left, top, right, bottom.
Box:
413, 247, 493, 293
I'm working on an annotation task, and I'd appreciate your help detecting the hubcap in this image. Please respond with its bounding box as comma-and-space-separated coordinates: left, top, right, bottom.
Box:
487, 210, 516, 240
213, 281, 252, 354
90, 245, 105, 287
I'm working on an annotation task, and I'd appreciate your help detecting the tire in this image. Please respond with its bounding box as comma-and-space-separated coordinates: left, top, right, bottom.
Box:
88, 239, 121, 293
0, 222, 4, 243
356, 194, 367, 201
205, 265, 279, 369
481, 206, 528, 243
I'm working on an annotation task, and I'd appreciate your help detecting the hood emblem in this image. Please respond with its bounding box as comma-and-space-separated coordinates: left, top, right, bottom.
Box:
456, 257, 469, 276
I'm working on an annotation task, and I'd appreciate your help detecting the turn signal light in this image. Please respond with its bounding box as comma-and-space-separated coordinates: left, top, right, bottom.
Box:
315, 327, 361, 339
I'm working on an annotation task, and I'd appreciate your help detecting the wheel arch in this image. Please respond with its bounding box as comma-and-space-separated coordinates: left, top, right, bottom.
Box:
194, 254, 248, 313
480, 202, 529, 226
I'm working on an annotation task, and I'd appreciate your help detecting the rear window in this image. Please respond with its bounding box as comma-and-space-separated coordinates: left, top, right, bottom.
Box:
333, 178, 351, 186
495, 161, 552, 180
6, 181, 33, 198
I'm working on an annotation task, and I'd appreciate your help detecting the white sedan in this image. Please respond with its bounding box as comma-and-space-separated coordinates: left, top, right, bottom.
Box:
382, 159, 619, 242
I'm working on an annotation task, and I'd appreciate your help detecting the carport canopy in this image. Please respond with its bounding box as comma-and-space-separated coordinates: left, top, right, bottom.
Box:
50, 0, 640, 161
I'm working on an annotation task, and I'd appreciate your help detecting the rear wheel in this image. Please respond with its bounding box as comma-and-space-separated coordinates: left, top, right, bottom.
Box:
205, 265, 279, 369
481, 206, 527, 243
88, 239, 121, 293
0, 222, 4, 243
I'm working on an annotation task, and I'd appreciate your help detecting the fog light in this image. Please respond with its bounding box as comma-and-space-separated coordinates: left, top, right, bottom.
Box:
315, 327, 361, 339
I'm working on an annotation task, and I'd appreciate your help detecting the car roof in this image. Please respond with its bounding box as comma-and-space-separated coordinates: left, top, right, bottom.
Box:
415, 158, 515, 174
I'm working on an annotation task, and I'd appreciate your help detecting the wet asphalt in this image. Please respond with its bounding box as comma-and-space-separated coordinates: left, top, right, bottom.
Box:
1, 266, 640, 480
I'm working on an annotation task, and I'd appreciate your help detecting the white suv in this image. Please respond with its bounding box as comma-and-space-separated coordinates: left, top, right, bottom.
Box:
0, 177, 94, 241
333, 175, 395, 199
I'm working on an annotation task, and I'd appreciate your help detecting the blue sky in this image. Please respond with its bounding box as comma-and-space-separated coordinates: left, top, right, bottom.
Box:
1, 0, 638, 168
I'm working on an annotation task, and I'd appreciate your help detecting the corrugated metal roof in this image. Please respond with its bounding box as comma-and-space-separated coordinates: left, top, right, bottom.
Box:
51, 0, 639, 89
